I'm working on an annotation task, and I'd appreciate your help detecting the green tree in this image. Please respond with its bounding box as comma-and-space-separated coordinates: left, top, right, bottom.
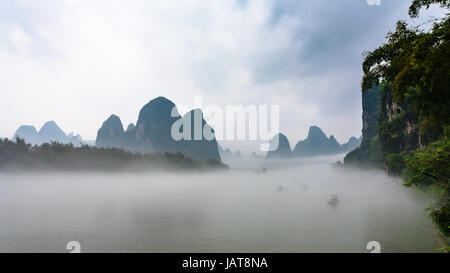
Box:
409, 0, 450, 17
362, 17, 450, 133
404, 132, 450, 235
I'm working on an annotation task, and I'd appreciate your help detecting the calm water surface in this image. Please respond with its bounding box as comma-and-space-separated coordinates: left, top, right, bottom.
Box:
0, 155, 444, 252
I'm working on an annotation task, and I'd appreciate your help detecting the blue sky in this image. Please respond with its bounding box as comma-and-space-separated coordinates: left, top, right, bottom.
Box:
0, 0, 445, 151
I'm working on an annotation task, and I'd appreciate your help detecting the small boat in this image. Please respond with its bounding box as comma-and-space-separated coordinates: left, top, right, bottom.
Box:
328, 194, 339, 206
276, 185, 286, 192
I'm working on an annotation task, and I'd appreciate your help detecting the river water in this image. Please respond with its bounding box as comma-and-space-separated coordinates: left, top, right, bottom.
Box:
0, 155, 444, 252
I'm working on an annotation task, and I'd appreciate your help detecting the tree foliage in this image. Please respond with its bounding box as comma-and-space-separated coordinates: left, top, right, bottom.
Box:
404, 132, 450, 189
362, 0, 450, 133
0, 138, 227, 172
360, 1, 450, 236
362, 17, 450, 132
409, 0, 450, 17
404, 131, 450, 235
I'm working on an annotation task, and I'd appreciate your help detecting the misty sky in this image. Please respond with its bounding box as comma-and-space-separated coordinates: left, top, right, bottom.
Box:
0, 0, 444, 150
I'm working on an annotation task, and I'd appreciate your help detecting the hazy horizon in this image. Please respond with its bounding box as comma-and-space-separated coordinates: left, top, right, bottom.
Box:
5, 108, 361, 155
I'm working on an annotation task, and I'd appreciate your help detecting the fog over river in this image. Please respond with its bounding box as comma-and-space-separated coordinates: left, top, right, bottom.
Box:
0, 154, 443, 252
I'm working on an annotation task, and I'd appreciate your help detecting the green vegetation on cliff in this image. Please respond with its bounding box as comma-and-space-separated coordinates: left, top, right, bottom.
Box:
404, 130, 450, 235
347, 0, 450, 235
362, 1, 450, 135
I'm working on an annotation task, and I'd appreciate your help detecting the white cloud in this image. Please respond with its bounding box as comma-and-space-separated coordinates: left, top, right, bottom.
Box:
5, 24, 32, 53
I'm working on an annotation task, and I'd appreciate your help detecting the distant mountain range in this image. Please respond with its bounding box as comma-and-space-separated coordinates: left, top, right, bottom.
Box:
218, 145, 245, 158
9, 104, 359, 162
13, 121, 89, 146
266, 126, 361, 158
96, 96, 221, 162
218, 145, 233, 157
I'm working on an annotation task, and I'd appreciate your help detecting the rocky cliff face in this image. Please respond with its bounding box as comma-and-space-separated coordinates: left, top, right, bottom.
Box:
344, 84, 439, 172
376, 85, 443, 174
377, 85, 421, 156
344, 85, 381, 165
